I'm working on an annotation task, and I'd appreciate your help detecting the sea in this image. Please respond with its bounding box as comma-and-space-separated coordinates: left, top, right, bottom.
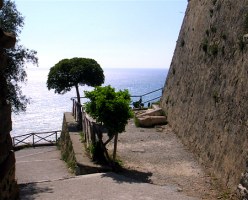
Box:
11, 68, 168, 137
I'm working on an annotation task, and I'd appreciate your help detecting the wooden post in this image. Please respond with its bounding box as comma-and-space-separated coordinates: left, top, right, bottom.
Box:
72, 99, 74, 116
12, 137, 15, 148
32, 133, 35, 148
113, 133, 118, 161
55, 131, 58, 144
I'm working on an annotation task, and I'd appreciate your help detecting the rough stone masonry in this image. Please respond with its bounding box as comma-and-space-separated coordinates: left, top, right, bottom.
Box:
0, 0, 18, 199
161, 0, 248, 197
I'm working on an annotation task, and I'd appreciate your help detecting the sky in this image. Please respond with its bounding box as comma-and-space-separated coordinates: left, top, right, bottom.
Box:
15, 0, 187, 69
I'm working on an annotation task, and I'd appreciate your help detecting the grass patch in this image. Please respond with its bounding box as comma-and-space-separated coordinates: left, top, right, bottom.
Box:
238, 36, 245, 52
213, 90, 220, 103
134, 116, 140, 127
212, 0, 217, 5
79, 131, 85, 143
87, 143, 96, 157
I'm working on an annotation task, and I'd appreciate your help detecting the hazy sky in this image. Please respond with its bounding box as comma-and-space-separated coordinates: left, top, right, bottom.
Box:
15, 0, 187, 69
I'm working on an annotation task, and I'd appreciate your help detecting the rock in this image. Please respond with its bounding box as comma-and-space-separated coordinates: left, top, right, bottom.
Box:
136, 108, 164, 118
137, 116, 167, 128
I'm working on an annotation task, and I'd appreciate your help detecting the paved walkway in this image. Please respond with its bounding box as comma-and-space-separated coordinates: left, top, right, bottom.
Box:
16, 146, 198, 200
16, 146, 73, 184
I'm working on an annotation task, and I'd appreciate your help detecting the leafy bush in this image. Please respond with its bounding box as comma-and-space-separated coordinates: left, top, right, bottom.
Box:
202, 38, 208, 53
210, 26, 217, 33
238, 37, 245, 52
209, 43, 219, 56
212, 0, 217, 5
244, 13, 248, 32
84, 86, 133, 137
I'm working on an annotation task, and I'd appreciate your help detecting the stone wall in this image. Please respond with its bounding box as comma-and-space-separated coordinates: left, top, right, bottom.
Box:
161, 0, 248, 194
60, 113, 78, 173
0, 1, 18, 199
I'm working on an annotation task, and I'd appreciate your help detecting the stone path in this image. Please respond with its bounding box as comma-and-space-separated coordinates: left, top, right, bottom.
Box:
15, 144, 198, 199
15, 146, 73, 184
107, 119, 221, 199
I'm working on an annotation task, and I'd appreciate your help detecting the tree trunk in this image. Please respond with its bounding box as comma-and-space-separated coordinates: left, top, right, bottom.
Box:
75, 84, 82, 130
75, 84, 81, 104
113, 133, 118, 161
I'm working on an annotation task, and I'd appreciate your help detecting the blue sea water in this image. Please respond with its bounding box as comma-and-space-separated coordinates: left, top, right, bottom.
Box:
11, 68, 168, 137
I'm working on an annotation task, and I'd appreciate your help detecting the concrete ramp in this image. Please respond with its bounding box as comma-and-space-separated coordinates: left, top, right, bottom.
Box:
16, 146, 198, 200
19, 172, 197, 200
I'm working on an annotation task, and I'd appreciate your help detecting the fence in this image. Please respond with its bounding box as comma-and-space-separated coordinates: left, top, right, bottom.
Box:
130, 87, 163, 107
70, 87, 164, 155
12, 130, 61, 150
81, 109, 108, 148
71, 87, 164, 119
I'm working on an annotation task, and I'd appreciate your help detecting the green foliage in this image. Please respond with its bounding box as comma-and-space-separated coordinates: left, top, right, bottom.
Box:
209, 9, 214, 17
47, 57, 104, 98
87, 143, 96, 157
244, 13, 248, 32
134, 116, 140, 127
212, 90, 220, 103
212, 0, 217, 5
79, 131, 85, 143
0, 0, 38, 112
216, 3, 221, 11
172, 67, 176, 75
180, 39, 185, 47
202, 38, 208, 53
238, 36, 245, 52
209, 43, 218, 56
210, 26, 217, 33
205, 29, 210, 37
84, 85, 133, 137
221, 46, 225, 55
221, 33, 227, 40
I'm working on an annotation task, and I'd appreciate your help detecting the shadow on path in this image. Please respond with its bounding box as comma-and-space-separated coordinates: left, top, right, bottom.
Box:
19, 183, 54, 200
101, 167, 153, 184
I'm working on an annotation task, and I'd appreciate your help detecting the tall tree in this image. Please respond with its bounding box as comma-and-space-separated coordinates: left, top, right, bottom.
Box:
47, 57, 105, 104
0, 0, 38, 113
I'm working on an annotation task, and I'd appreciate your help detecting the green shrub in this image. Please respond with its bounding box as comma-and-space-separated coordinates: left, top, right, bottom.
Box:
213, 90, 220, 103
212, 0, 217, 5
84, 86, 133, 137
209, 9, 214, 17
221, 46, 225, 55
238, 37, 245, 52
87, 143, 96, 156
216, 3, 221, 11
221, 33, 227, 40
180, 39, 185, 47
244, 13, 248, 32
210, 26, 217, 33
209, 44, 218, 56
205, 29, 210, 37
202, 38, 208, 53
134, 116, 140, 127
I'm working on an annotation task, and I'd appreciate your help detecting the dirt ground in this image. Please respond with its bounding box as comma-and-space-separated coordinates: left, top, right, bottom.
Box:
108, 119, 236, 200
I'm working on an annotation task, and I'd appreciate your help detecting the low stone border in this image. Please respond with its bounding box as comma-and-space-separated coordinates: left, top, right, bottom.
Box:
60, 112, 111, 175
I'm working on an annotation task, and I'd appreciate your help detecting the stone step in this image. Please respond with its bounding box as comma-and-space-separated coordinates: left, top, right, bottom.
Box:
136, 107, 164, 118
136, 116, 167, 127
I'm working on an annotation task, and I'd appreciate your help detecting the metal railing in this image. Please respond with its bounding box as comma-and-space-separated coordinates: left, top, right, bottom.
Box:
71, 87, 164, 129
130, 87, 163, 108
12, 130, 61, 150
71, 87, 164, 113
